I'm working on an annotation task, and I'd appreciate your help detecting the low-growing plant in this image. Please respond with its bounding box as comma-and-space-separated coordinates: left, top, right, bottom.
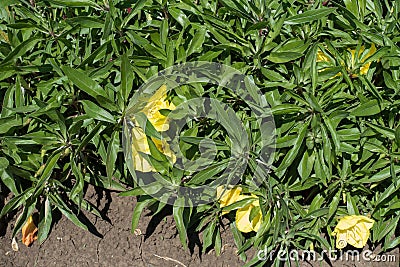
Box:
0, 0, 399, 266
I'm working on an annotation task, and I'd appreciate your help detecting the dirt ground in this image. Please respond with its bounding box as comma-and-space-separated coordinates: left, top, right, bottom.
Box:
0, 186, 398, 267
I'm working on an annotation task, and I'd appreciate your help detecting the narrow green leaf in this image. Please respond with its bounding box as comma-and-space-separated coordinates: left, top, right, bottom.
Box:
37, 197, 53, 245
81, 100, 115, 123
62, 66, 107, 99
285, 8, 336, 25
173, 197, 188, 250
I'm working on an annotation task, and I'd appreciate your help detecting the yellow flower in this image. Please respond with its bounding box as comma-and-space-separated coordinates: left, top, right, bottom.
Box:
348, 44, 376, 76
316, 50, 331, 63
316, 44, 377, 78
316, 49, 341, 79
142, 84, 176, 132
332, 215, 374, 249
236, 199, 262, 233
22, 215, 38, 247
217, 186, 245, 215
131, 85, 176, 172
217, 186, 263, 233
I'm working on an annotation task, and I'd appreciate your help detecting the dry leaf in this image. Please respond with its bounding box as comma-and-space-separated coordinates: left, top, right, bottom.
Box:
134, 228, 142, 236
11, 237, 19, 251
21, 215, 38, 246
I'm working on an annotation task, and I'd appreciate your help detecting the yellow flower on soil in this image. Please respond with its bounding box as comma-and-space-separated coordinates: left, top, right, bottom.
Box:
131, 85, 176, 172
22, 215, 38, 247
217, 186, 263, 233
332, 215, 375, 249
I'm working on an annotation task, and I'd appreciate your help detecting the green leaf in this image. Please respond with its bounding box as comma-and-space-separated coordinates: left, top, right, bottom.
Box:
276, 122, 309, 172
119, 183, 163, 197
81, 100, 115, 123
70, 159, 84, 199
62, 66, 107, 99
46, 0, 100, 8
131, 196, 156, 231
173, 197, 188, 250
350, 99, 381, 116
366, 122, 395, 139
221, 197, 257, 213
106, 131, 119, 179
0, 37, 41, 66
271, 104, 306, 115
37, 197, 53, 245
187, 27, 206, 56
0, 188, 34, 218
186, 160, 229, 185
50, 194, 88, 231
267, 52, 303, 63
328, 190, 341, 221
121, 53, 133, 103
395, 126, 400, 148
33, 152, 62, 199
285, 8, 336, 25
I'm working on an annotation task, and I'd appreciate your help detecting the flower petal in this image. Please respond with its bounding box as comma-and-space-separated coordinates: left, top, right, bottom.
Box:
251, 210, 263, 232
335, 215, 360, 230
131, 127, 154, 172
22, 215, 38, 247
335, 231, 348, 249
217, 186, 243, 215
142, 85, 176, 132
333, 215, 374, 249
317, 50, 331, 63
236, 204, 254, 233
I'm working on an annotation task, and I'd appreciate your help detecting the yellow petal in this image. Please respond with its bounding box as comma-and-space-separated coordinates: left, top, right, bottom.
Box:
235, 204, 254, 233
316, 50, 331, 62
359, 63, 371, 75
131, 127, 154, 172
147, 84, 168, 104
142, 85, 176, 132
333, 215, 374, 249
217, 186, 243, 215
346, 226, 363, 248
335, 231, 348, 249
22, 215, 38, 247
334, 215, 359, 230
152, 137, 176, 164
251, 210, 263, 232
361, 43, 376, 63
358, 216, 375, 229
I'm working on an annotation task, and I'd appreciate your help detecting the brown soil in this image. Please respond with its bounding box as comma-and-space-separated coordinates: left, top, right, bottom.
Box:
0, 187, 398, 267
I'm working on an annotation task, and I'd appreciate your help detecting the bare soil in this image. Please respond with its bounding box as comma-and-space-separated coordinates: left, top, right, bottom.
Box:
0, 186, 398, 267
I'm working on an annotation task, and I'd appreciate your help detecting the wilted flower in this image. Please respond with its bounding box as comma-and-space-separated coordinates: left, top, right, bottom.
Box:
22, 215, 38, 247
217, 186, 263, 233
332, 215, 374, 249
